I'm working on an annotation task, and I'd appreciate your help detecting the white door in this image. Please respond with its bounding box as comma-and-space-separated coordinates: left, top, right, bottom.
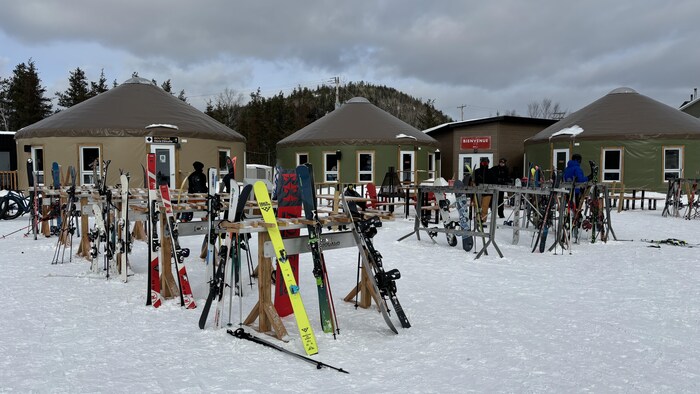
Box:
458, 153, 493, 181
552, 149, 569, 174
150, 144, 176, 187
399, 150, 415, 183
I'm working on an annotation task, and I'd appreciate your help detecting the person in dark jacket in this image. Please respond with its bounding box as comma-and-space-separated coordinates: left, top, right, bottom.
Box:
563, 154, 588, 196
473, 157, 495, 224
492, 158, 511, 218
187, 161, 208, 193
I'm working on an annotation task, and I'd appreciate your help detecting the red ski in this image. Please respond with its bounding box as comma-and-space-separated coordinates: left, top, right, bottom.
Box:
160, 184, 197, 309
146, 154, 163, 308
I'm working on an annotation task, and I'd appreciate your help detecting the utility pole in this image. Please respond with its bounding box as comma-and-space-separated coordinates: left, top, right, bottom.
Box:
457, 104, 467, 121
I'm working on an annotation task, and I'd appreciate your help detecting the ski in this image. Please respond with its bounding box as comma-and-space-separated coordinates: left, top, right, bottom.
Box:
341, 193, 408, 333
532, 171, 560, 253
254, 181, 318, 356
160, 184, 196, 309
146, 153, 163, 308
640, 238, 698, 248
118, 173, 130, 282
205, 167, 219, 284
228, 183, 253, 327
200, 178, 239, 329
296, 163, 337, 335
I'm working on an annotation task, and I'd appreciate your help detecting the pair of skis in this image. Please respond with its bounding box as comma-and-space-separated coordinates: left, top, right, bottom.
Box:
145, 153, 195, 309
341, 192, 410, 334
199, 180, 253, 329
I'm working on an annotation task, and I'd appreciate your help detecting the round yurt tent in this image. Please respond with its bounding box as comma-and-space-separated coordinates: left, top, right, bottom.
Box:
15, 77, 246, 189
277, 97, 440, 186
524, 87, 700, 191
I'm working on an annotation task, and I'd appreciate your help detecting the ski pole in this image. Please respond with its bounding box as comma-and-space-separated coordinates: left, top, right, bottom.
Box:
227, 328, 348, 374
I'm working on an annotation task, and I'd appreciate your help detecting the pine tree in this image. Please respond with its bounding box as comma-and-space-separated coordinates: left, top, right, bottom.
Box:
55, 67, 91, 109
0, 77, 10, 130
89, 69, 109, 96
6, 59, 52, 130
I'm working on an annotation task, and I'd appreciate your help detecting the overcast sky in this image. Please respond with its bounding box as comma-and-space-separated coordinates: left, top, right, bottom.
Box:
1, 0, 699, 123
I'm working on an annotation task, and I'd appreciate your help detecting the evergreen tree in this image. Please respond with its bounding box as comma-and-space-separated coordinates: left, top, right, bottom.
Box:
417, 99, 442, 130
6, 59, 52, 130
55, 67, 91, 109
160, 79, 172, 93
89, 69, 109, 96
0, 77, 10, 130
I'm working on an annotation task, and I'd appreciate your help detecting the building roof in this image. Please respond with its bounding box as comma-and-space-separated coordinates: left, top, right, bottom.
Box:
425, 115, 556, 136
15, 77, 245, 142
527, 87, 700, 143
277, 97, 439, 148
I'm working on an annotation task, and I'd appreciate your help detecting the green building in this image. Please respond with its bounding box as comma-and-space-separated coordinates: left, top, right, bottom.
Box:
277, 97, 440, 186
524, 87, 700, 192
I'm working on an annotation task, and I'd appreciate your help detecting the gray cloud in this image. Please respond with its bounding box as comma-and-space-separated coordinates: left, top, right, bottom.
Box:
1, 0, 699, 120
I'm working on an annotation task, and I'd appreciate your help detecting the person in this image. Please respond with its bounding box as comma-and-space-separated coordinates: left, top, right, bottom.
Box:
181, 161, 208, 222
492, 158, 511, 218
187, 161, 208, 193
563, 154, 589, 191
473, 157, 495, 224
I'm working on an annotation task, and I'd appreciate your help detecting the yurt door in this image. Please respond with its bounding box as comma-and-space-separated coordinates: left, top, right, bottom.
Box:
399, 150, 415, 183
151, 145, 175, 187
552, 149, 569, 174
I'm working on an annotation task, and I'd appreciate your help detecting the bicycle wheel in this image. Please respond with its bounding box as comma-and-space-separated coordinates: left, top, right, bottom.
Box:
2, 195, 24, 220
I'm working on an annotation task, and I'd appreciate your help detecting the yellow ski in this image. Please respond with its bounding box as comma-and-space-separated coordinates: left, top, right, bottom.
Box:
253, 181, 318, 355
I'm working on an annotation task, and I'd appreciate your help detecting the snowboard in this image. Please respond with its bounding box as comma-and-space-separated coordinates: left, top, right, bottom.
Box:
273, 168, 302, 317
453, 179, 473, 252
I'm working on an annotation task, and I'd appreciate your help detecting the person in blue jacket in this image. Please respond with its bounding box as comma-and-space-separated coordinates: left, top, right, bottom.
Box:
563, 154, 589, 196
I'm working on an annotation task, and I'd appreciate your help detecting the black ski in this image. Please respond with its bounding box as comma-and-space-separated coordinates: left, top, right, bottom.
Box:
532, 171, 560, 253
342, 193, 410, 330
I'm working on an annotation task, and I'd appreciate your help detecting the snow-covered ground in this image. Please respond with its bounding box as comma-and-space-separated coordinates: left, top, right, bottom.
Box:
1, 205, 699, 392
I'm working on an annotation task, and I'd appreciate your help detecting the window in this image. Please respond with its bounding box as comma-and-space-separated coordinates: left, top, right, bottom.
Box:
80, 146, 101, 185
602, 148, 622, 182
296, 153, 308, 166
427, 153, 436, 179
324, 152, 339, 182
218, 149, 231, 175
663, 147, 683, 180
357, 151, 374, 183
31, 146, 44, 185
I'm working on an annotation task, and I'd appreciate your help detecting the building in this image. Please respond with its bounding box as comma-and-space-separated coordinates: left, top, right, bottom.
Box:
425, 116, 556, 181
276, 97, 440, 185
525, 87, 700, 191
14, 77, 245, 189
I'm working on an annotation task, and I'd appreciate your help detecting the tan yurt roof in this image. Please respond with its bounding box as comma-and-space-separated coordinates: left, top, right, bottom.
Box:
277, 97, 439, 148
15, 77, 245, 142
527, 87, 700, 143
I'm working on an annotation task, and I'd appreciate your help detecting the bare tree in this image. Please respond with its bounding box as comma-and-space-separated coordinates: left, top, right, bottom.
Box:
205, 88, 244, 128
527, 98, 566, 119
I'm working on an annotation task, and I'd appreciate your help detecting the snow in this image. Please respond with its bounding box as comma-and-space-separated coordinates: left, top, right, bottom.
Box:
1, 205, 699, 392
550, 125, 584, 138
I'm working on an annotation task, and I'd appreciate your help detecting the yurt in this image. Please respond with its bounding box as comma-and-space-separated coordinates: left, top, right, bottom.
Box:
15, 77, 246, 189
524, 87, 700, 191
276, 97, 440, 185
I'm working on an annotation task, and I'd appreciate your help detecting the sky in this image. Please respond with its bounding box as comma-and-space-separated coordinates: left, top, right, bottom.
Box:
1, 0, 699, 122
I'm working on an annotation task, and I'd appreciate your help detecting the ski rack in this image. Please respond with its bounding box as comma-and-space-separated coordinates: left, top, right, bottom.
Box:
398, 184, 503, 259
215, 212, 392, 341
662, 178, 700, 219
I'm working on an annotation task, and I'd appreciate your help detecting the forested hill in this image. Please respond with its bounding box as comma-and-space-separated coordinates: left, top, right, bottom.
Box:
205, 81, 453, 165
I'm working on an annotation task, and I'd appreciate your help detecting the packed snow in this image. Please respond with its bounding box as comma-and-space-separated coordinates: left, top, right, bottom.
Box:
1, 202, 699, 392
